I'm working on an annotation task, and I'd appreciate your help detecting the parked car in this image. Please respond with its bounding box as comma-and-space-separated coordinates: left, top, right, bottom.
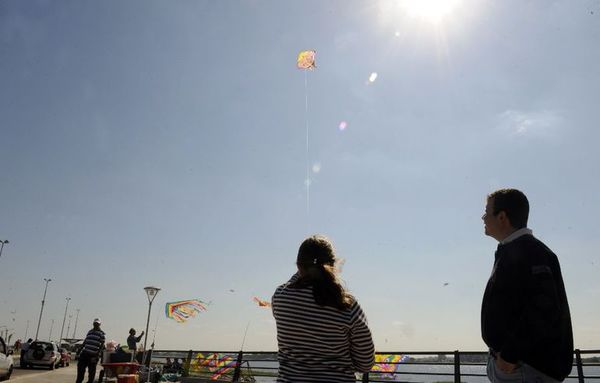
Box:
21, 341, 60, 370
58, 348, 71, 367
0, 337, 14, 380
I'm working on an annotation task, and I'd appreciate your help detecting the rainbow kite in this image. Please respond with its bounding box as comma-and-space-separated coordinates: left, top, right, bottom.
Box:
190, 352, 237, 380
165, 299, 207, 323
372, 354, 409, 374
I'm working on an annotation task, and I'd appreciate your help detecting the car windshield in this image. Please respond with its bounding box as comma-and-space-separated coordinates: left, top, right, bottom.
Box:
32, 342, 54, 351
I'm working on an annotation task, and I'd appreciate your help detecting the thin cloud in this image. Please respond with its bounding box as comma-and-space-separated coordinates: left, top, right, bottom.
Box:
497, 109, 562, 138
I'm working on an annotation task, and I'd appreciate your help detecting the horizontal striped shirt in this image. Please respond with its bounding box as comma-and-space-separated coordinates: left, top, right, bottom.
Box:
81, 328, 105, 356
272, 274, 375, 383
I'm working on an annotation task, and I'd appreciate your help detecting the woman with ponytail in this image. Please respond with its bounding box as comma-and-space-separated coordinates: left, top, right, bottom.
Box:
272, 235, 375, 382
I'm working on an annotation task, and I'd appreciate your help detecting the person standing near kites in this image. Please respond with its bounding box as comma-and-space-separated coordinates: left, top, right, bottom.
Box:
127, 328, 144, 361
481, 189, 573, 383
272, 235, 375, 382
76, 318, 106, 383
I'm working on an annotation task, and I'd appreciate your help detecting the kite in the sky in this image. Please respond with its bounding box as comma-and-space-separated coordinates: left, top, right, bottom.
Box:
297, 50, 316, 70
253, 297, 271, 308
165, 299, 207, 323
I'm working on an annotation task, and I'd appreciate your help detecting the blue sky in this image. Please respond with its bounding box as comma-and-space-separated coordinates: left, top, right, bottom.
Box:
1, 0, 599, 351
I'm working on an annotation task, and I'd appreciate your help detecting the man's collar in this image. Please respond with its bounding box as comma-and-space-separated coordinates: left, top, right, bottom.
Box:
500, 227, 533, 245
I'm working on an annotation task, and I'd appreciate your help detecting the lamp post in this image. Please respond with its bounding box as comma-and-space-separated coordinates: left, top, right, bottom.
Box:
48, 319, 54, 341
72, 308, 80, 338
35, 278, 52, 340
59, 297, 71, 342
66, 314, 73, 338
142, 286, 160, 367
0, 240, 8, 260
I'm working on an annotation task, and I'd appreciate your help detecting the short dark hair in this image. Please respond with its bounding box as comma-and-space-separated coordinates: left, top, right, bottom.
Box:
488, 188, 529, 229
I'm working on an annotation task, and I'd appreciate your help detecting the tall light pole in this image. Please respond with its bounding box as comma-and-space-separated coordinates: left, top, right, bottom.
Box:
142, 286, 160, 367
72, 308, 80, 338
48, 319, 54, 341
0, 240, 9, 260
65, 314, 73, 339
59, 297, 71, 342
35, 278, 52, 340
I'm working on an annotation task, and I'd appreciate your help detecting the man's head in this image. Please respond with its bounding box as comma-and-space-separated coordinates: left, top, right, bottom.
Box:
129, 328, 136, 335
483, 188, 529, 241
93, 318, 101, 329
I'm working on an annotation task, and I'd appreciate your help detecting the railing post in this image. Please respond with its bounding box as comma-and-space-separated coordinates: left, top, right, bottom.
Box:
232, 350, 243, 382
575, 349, 584, 383
362, 371, 369, 383
454, 350, 461, 383
182, 349, 193, 377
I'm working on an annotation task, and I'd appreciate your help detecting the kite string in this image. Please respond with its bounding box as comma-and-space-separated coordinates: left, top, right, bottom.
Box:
304, 69, 310, 234
240, 321, 251, 351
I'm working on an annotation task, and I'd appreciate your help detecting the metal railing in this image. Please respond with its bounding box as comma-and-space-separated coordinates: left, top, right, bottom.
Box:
146, 349, 600, 382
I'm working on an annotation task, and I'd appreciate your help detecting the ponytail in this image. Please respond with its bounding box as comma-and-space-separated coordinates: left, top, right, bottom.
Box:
290, 235, 354, 310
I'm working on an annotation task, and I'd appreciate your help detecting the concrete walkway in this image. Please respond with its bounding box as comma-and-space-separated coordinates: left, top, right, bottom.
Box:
11, 365, 78, 383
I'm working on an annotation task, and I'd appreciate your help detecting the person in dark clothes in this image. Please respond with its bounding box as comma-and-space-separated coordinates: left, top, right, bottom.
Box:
481, 189, 573, 383
76, 318, 105, 383
20, 338, 32, 367
126, 328, 144, 352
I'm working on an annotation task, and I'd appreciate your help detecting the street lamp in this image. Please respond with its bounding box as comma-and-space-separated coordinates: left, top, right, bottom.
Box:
72, 308, 80, 338
35, 278, 52, 340
66, 314, 73, 338
59, 297, 71, 342
142, 286, 160, 366
48, 319, 54, 341
0, 240, 9, 260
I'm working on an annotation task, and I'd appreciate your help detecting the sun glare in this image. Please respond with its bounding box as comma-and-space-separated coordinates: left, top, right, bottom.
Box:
401, 0, 462, 24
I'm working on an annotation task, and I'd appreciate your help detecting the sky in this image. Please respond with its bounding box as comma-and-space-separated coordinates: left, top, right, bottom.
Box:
1, 0, 599, 352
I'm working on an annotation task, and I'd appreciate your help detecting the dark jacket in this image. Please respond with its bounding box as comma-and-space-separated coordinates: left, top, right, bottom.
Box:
481, 234, 573, 381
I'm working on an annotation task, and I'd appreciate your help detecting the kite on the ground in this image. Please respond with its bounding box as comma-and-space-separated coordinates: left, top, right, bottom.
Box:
297, 50, 316, 70
165, 299, 207, 323
191, 353, 237, 379
253, 297, 271, 308
372, 354, 409, 373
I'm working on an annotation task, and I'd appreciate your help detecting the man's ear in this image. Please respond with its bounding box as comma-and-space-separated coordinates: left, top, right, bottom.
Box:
497, 211, 512, 227
497, 210, 507, 222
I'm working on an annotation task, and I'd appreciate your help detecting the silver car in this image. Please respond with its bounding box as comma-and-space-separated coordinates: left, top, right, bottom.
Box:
22, 341, 60, 370
0, 337, 14, 380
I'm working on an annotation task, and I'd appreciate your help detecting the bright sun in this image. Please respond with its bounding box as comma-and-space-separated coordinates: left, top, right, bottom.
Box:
401, 0, 462, 24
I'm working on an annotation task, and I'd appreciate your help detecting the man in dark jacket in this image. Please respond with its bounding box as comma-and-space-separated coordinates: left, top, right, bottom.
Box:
76, 318, 105, 383
481, 189, 573, 383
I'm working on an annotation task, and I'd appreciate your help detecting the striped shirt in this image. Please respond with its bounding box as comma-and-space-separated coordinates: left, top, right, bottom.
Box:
81, 328, 105, 356
272, 274, 375, 383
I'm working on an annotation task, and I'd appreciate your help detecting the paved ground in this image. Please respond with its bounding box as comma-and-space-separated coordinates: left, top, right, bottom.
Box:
11, 365, 78, 382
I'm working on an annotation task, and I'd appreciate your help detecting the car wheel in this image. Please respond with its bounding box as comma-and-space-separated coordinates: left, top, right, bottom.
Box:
50, 362, 55, 370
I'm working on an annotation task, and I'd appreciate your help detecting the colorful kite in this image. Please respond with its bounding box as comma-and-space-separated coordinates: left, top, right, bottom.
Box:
297, 50, 316, 69
190, 352, 237, 380
372, 354, 409, 374
165, 299, 207, 323
253, 296, 271, 308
